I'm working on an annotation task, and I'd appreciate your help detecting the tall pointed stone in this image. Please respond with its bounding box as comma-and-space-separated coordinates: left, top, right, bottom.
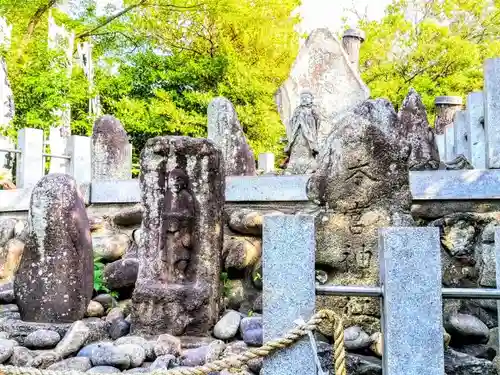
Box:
14, 174, 93, 323
91, 115, 132, 181
131, 136, 224, 336
207, 97, 256, 176
398, 88, 440, 170
308, 99, 413, 333
275, 28, 370, 156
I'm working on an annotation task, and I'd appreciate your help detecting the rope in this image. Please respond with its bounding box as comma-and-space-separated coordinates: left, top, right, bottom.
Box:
0, 309, 345, 375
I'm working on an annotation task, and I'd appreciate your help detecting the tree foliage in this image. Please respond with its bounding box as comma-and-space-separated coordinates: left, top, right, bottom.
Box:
351, 0, 500, 121
0, 0, 300, 158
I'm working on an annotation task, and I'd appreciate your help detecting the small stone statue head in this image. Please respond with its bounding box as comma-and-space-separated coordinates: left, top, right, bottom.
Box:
167, 168, 189, 194
300, 91, 314, 107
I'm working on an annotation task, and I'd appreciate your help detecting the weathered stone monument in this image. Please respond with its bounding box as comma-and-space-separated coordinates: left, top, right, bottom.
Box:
275, 28, 370, 167
397, 88, 440, 170
207, 97, 256, 176
14, 174, 93, 323
434, 96, 463, 160
284, 91, 320, 174
131, 136, 224, 336
309, 99, 413, 332
91, 115, 132, 181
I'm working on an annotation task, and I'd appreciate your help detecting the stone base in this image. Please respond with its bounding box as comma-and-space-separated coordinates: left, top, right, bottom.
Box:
131, 281, 210, 336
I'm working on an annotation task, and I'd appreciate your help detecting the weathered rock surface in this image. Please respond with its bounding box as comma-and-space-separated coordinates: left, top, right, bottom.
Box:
131, 136, 224, 336
14, 174, 93, 323
112, 205, 143, 227
154, 334, 181, 357
87, 301, 105, 318
115, 344, 146, 368
24, 330, 61, 349
223, 235, 261, 270
445, 348, 497, 375
103, 259, 138, 291
0, 339, 16, 364
0, 218, 16, 247
445, 313, 490, 345
91, 115, 131, 181
309, 99, 412, 332
92, 232, 129, 262
397, 88, 440, 170
207, 97, 256, 176
87, 365, 122, 373
239, 317, 262, 347
0, 238, 24, 281
213, 310, 242, 340
275, 28, 370, 153
228, 210, 264, 236
344, 326, 372, 351
114, 336, 154, 361
47, 356, 92, 372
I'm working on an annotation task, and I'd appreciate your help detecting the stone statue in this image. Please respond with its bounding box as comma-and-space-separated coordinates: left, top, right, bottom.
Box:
160, 167, 195, 283
131, 136, 224, 336
284, 91, 320, 174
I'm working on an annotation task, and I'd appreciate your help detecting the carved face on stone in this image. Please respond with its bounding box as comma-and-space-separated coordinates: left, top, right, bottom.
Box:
167, 168, 188, 194
300, 92, 314, 107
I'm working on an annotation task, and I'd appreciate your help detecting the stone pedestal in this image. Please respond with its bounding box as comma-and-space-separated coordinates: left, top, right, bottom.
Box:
131, 136, 224, 336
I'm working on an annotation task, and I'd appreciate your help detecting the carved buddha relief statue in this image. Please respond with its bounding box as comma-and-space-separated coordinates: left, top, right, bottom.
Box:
160, 167, 195, 283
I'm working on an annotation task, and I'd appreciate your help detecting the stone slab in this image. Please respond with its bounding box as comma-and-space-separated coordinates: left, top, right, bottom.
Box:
90, 179, 141, 203
467, 92, 486, 169
262, 214, 316, 375
445, 119, 456, 161
410, 170, 500, 200
485, 59, 500, 168
435, 134, 446, 161
454, 110, 470, 160
379, 227, 443, 375
226, 175, 310, 202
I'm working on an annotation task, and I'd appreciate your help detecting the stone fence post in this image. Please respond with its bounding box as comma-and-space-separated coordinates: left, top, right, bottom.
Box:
484, 59, 500, 169
67, 135, 91, 185
16, 128, 44, 188
467, 92, 486, 169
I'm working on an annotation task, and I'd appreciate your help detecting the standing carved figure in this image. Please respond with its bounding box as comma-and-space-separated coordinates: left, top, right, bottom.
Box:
284, 91, 320, 174
160, 167, 195, 283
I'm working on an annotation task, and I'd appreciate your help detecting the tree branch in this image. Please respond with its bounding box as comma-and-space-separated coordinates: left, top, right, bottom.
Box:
76, 0, 148, 40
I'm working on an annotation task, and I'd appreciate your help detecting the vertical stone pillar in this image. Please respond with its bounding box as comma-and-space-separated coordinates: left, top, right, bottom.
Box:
91, 115, 132, 181
380, 227, 444, 375
262, 214, 315, 375
258, 153, 275, 174
131, 136, 224, 336
342, 28, 366, 70
453, 110, 470, 160
484, 58, 500, 168
68, 135, 91, 185
467, 92, 486, 169
14, 174, 93, 322
16, 128, 44, 188
434, 96, 463, 160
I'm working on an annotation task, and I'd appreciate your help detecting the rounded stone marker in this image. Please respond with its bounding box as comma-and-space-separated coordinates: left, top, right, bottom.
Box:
14, 174, 93, 323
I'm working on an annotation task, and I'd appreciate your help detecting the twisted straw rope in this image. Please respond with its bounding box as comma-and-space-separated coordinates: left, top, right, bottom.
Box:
0, 309, 346, 375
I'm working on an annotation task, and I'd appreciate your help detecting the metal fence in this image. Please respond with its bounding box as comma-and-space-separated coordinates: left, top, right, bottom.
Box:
262, 214, 500, 375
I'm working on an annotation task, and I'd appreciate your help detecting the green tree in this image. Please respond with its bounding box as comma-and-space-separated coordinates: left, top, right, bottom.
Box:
350, 0, 500, 121
1, 0, 301, 162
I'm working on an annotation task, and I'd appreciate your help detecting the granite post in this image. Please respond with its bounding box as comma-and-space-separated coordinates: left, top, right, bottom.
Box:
16, 128, 44, 188
91, 115, 132, 181
467, 92, 486, 169
309, 99, 413, 332
48, 126, 70, 174
68, 135, 91, 185
207, 97, 256, 176
131, 136, 224, 336
262, 214, 315, 375
453, 110, 470, 161
14, 174, 93, 322
434, 96, 463, 160
258, 153, 275, 174
380, 227, 443, 375
484, 59, 500, 168
342, 28, 365, 70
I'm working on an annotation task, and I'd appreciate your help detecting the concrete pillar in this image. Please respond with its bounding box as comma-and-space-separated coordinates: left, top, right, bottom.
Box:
434, 96, 463, 160
342, 28, 365, 70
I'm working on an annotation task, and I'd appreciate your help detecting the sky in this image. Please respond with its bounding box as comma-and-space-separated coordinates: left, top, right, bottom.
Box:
297, 0, 392, 34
